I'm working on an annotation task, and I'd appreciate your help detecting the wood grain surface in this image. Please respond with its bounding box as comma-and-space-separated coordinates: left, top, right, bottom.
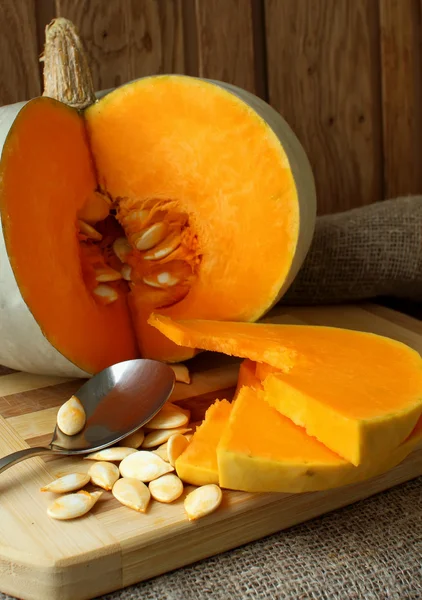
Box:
55, 0, 185, 90
0, 0, 41, 104
193, 0, 266, 96
0, 304, 422, 600
1, 1, 422, 216
379, 0, 422, 198
265, 0, 383, 215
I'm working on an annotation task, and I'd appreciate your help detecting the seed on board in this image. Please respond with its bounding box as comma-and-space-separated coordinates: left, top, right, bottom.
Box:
119, 429, 145, 449
47, 490, 103, 520
152, 442, 169, 463
112, 477, 151, 513
142, 427, 191, 449
78, 220, 103, 241
84, 447, 137, 462
134, 222, 167, 251
145, 404, 190, 430
119, 450, 174, 482
169, 363, 191, 384
144, 232, 181, 261
143, 271, 180, 288
184, 484, 223, 521
149, 473, 184, 504
121, 264, 132, 281
113, 237, 132, 262
167, 434, 189, 467
40, 472, 90, 493
94, 266, 122, 282
88, 461, 120, 491
57, 395, 86, 436
93, 284, 119, 304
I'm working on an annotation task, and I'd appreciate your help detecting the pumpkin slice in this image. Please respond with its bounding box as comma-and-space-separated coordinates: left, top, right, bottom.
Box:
175, 399, 232, 486
217, 361, 422, 493
149, 315, 422, 465
0, 98, 138, 374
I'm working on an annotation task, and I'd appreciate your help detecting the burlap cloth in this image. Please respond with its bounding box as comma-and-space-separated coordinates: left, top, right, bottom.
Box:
1, 196, 422, 599
282, 195, 422, 305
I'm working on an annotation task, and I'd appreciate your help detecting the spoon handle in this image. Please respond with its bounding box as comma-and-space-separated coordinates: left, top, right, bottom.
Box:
0, 447, 53, 474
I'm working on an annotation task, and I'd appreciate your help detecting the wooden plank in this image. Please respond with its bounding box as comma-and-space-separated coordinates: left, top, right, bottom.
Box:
265, 0, 383, 214
194, 0, 264, 95
379, 0, 422, 198
0, 373, 73, 400
55, 0, 185, 92
0, 0, 41, 105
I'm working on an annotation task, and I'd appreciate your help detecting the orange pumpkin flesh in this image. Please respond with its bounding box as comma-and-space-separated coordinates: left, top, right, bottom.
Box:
149, 315, 422, 465
216, 360, 422, 493
175, 399, 232, 486
85, 76, 300, 360
0, 76, 301, 371
0, 98, 137, 374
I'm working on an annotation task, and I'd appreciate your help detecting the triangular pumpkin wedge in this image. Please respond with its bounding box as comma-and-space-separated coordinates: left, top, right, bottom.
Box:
216, 360, 422, 493
175, 399, 232, 486
149, 314, 422, 466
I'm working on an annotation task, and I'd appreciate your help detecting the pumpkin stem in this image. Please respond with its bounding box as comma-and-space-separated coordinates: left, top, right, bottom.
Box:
41, 18, 97, 111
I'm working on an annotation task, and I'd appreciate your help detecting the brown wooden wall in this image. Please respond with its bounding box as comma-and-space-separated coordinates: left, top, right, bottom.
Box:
0, 0, 420, 215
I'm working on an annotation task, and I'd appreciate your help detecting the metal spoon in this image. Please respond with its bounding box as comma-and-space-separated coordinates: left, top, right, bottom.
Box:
0, 358, 175, 474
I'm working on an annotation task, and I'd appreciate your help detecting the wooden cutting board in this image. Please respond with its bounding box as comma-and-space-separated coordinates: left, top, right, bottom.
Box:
1, 303, 422, 600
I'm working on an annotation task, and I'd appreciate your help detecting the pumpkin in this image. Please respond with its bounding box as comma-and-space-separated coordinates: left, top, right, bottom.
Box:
0, 19, 316, 376
175, 399, 232, 486
149, 315, 422, 465
216, 360, 422, 493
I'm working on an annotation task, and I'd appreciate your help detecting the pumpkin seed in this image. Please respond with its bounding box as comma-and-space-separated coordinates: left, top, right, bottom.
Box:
88, 461, 120, 490
57, 395, 86, 436
93, 284, 119, 304
184, 484, 223, 521
112, 477, 151, 513
47, 490, 103, 520
142, 427, 191, 449
152, 443, 169, 463
121, 264, 132, 281
184, 433, 193, 442
170, 363, 191, 384
84, 447, 136, 462
94, 266, 122, 282
143, 271, 179, 288
40, 472, 90, 493
149, 473, 184, 503
123, 209, 149, 227
144, 232, 181, 260
145, 404, 190, 430
119, 450, 174, 482
119, 429, 145, 449
134, 222, 167, 251
78, 220, 103, 241
113, 237, 131, 262
167, 434, 189, 467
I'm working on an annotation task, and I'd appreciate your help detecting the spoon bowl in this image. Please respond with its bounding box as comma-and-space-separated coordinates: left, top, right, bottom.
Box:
0, 358, 175, 474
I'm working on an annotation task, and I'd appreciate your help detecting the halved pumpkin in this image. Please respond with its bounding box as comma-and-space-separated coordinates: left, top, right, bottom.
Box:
0, 19, 316, 376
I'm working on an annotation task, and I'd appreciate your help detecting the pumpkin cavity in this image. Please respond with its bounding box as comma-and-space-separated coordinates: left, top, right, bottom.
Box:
76, 192, 201, 311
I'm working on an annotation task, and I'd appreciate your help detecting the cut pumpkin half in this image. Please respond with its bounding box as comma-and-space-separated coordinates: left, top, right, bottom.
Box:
0, 57, 315, 374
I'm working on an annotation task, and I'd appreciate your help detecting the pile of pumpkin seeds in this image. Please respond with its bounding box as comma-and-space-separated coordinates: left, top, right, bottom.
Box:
42, 364, 222, 522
